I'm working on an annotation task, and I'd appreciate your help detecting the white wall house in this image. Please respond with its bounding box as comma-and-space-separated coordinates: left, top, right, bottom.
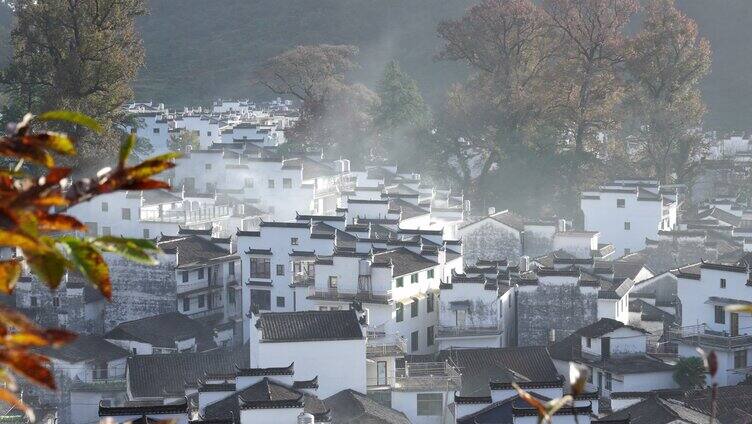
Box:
550, 318, 676, 400
672, 261, 752, 386
581, 180, 678, 256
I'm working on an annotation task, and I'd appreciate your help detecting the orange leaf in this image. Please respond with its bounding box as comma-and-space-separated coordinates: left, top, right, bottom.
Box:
4, 333, 49, 348
42, 328, 77, 347
0, 387, 34, 422
44, 168, 72, 185
0, 230, 40, 253
0, 260, 22, 295
25, 250, 67, 289
36, 213, 85, 231
0, 142, 54, 168
0, 305, 43, 334
121, 179, 171, 190
0, 349, 55, 389
125, 158, 176, 181
23, 132, 75, 155
32, 195, 69, 208
64, 239, 111, 299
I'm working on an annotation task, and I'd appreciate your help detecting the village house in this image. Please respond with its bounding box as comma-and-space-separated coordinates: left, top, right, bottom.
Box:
104, 311, 217, 354
581, 180, 679, 256
670, 261, 752, 386
549, 318, 676, 400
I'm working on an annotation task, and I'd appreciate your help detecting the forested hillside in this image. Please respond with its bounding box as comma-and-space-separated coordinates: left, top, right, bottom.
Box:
0, 0, 749, 129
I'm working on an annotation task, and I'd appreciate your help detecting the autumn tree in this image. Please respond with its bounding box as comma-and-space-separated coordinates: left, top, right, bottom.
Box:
436, 0, 558, 199
252, 44, 378, 161
371, 61, 431, 164
624, 0, 711, 183
1, 0, 147, 169
0, 111, 175, 418
543, 0, 638, 190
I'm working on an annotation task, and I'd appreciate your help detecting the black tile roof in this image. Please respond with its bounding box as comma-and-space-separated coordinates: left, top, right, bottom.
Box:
435, 347, 559, 396
105, 312, 216, 350
324, 389, 410, 424
99, 400, 188, 417
157, 235, 232, 267
598, 396, 710, 423
576, 318, 648, 338
372, 247, 437, 277
40, 334, 128, 363
203, 377, 329, 421
260, 310, 364, 343
127, 347, 248, 398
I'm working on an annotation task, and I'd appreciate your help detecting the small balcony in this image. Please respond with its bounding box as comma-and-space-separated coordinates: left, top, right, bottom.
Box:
436, 325, 503, 339
392, 362, 461, 392
308, 288, 391, 305
292, 272, 315, 287
70, 377, 126, 392
366, 332, 406, 358
668, 324, 752, 349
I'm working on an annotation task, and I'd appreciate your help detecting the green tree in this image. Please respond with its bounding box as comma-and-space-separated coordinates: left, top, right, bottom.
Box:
1, 0, 147, 169
674, 357, 707, 390
624, 0, 711, 184
167, 129, 200, 152
371, 61, 431, 163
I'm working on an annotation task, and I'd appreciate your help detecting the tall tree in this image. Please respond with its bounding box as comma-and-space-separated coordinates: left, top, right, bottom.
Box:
543, 0, 638, 169
371, 60, 431, 165
436, 0, 557, 194
624, 0, 711, 183
253, 45, 378, 161
1, 0, 147, 168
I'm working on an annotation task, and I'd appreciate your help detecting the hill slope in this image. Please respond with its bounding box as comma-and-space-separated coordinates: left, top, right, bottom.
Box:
0, 0, 750, 129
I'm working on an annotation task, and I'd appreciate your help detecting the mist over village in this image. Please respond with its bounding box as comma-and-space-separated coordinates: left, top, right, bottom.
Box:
1, 0, 752, 423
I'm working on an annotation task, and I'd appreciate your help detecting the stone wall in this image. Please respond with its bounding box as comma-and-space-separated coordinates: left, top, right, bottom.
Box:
461, 221, 522, 265
516, 284, 598, 346
103, 252, 177, 332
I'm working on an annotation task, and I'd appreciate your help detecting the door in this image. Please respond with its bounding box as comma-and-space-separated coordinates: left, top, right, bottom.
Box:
601, 337, 611, 360
597, 371, 602, 395
731, 313, 740, 336
377, 361, 387, 386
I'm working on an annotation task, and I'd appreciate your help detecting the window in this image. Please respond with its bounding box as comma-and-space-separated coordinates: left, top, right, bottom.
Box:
276, 264, 285, 276
102, 226, 111, 236
427, 293, 434, 313
624, 248, 631, 255
228, 261, 235, 275
101, 202, 108, 212
198, 268, 205, 279
617, 199, 625, 208
207, 131, 212, 136
605, 372, 612, 391
198, 295, 205, 308
411, 301, 418, 318
411, 331, 419, 352
153, 128, 160, 134
250, 258, 271, 278
396, 303, 404, 322
715, 305, 726, 324
396, 277, 404, 288
624, 221, 631, 230
427, 326, 435, 346
182, 271, 189, 283
291, 237, 299, 245
205, 163, 212, 170
52, 297, 59, 308
121, 208, 131, 220
228, 290, 236, 305
427, 269, 434, 279
721, 278, 727, 289
283, 178, 292, 189
734, 350, 748, 369
30, 297, 37, 307
328, 276, 338, 288
244, 178, 254, 188
268, 179, 275, 189
411, 274, 418, 284
417, 393, 443, 416
250, 289, 271, 311
587, 366, 593, 383
183, 297, 190, 311
143, 229, 150, 239
276, 296, 285, 308
586, 337, 592, 348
